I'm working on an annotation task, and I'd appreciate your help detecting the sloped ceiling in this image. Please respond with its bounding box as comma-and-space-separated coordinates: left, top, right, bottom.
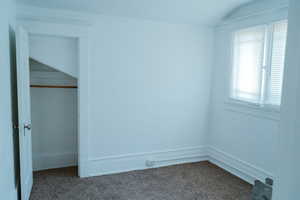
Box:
17, 0, 254, 25
30, 58, 57, 72
224, 0, 288, 21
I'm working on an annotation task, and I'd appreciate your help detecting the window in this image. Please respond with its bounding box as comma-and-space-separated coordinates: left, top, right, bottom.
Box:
231, 20, 288, 107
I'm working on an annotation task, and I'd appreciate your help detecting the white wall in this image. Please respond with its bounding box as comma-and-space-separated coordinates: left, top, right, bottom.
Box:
209, 0, 288, 183
275, 0, 300, 199
17, 8, 214, 176
29, 35, 78, 78
30, 60, 78, 171
30, 88, 78, 171
0, 0, 18, 199
85, 16, 214, 175
17, 1, 294, 184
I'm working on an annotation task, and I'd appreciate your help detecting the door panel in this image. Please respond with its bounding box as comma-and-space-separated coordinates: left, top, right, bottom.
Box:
16, 26, 33, 200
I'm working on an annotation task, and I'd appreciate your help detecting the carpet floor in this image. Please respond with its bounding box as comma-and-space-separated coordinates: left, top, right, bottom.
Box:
30, 161, 252, 200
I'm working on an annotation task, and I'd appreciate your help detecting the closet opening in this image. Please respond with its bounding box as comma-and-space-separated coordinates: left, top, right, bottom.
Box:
29, 34, 79, 175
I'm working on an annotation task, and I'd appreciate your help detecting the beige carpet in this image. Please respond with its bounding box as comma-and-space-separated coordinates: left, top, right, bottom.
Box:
30, 161, 252, 200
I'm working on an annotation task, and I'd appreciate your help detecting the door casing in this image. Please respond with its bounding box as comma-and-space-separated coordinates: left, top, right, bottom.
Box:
17, 20, 90, 178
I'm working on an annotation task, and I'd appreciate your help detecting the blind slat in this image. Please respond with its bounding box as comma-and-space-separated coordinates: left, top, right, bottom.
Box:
266, 21, 288, 105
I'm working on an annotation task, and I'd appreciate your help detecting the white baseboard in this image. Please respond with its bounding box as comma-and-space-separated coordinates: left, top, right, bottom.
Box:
207, 146, 274, 184
33, 152, 77, 171
34, 147, 274, 186
87, 146, 208, 177
86, 146, 273, 184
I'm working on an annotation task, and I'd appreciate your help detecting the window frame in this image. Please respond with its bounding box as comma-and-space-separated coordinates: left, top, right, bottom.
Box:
228, 20, 288, 112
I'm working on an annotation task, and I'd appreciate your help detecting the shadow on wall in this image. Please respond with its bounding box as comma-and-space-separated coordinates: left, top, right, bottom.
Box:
9, 25, 20, 199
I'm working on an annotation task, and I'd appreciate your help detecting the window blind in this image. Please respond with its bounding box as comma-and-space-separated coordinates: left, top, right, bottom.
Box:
231, 20, 288, 107
266, 21, 288, 106
232, 26, 266, 103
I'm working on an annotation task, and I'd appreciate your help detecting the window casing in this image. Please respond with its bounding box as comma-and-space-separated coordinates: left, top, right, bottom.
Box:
230, 20, 288, 108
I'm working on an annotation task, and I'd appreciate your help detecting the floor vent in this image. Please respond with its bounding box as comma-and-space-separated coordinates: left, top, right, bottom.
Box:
251, 178, 273, 200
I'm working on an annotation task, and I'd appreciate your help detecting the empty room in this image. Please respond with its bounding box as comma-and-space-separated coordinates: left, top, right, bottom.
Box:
1, 0, 300, 200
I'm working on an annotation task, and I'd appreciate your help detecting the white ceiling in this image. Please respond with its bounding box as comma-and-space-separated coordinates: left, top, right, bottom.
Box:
17, 0, 254, 25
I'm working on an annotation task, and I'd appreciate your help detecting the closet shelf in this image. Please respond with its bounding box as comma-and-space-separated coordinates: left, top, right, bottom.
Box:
30, 85, 78, 88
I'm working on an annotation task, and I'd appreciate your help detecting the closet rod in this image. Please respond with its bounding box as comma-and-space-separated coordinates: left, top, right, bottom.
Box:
30, 85, 78, 88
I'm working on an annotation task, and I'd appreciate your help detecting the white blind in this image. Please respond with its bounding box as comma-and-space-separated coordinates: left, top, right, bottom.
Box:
266, 21, 288, 105
232, 26, 266, 103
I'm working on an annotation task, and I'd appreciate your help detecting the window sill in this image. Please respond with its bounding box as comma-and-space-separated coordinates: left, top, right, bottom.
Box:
224, 98, 280, 121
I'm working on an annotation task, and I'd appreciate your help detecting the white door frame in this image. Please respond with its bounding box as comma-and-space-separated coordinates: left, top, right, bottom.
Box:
18, 20, 90, 177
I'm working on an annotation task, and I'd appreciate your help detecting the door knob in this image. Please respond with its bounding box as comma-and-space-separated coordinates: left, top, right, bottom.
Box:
24, 124, 31, 130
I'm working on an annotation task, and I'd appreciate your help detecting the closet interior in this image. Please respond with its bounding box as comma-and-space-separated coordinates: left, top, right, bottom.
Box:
28, 34, 79, 172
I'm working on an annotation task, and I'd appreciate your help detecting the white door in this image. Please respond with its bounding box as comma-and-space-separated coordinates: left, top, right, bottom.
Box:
16, 26, 33, 200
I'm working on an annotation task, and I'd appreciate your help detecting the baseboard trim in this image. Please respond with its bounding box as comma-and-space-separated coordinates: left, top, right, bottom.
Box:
39, 146, 274, 186
87, 146, 208, 177
207, 146, 274, 184
33, 152, 77, 171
